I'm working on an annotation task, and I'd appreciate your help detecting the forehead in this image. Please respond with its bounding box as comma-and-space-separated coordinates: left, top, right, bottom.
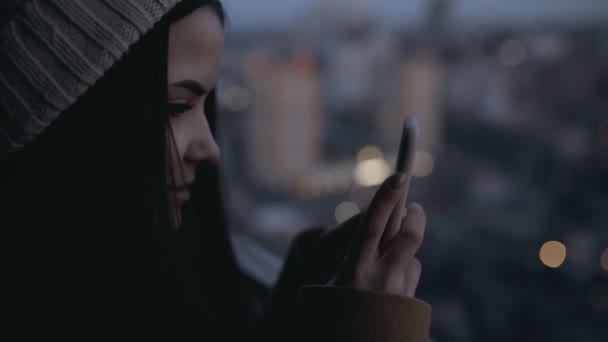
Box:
167, 8, 224, 86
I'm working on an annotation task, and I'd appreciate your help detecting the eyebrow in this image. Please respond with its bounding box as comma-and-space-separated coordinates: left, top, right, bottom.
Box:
170, 80, 207, 96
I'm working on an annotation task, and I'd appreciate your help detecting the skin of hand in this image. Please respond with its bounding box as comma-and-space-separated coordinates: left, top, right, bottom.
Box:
332, 173, 427, 298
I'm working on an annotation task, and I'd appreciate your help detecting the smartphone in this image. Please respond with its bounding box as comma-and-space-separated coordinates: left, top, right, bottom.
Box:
395, 116, 418, 178
381, 117, 418, 251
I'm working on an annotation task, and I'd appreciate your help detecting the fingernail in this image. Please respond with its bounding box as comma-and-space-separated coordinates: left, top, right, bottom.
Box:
391, 172, 407, 190
409, 202, 422, 210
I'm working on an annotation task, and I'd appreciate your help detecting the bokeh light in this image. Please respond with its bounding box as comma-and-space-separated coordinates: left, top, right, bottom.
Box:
412, 151, 435, 178
334, 201, 361, 224
220, 85, 253, 112
601, 248, 608, 272
499, 39, 527, 67
539, 241, 567, 268
357, 145, 384, 163
353, 158, 391, 187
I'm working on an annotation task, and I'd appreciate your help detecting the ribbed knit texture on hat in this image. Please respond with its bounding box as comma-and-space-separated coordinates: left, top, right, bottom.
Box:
0, 0, 183, 157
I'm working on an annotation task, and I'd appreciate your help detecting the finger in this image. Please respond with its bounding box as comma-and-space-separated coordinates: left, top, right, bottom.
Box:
348, 173, 407, 264
402, 258, 422, 298
380, 173, 411, 254
382, 117, 418, 254
380, 203, 426, 272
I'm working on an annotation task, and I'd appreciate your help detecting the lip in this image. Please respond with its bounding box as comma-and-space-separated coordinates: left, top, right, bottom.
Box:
173, 182, 193, 205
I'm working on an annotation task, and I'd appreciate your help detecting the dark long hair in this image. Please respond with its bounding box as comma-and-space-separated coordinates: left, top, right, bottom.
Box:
1, 1, 251, 340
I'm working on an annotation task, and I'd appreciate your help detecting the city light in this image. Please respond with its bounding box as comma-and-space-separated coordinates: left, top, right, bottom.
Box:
499, 39, 527, 67
335, 201, 361, 224
601, 248, 608, 272
412, 151, 435, 178
220, 85, 253, 112
357, 145, 384, 162
353, 158, 391, 187
598, 121, 608, 147
539, 241, 567, 268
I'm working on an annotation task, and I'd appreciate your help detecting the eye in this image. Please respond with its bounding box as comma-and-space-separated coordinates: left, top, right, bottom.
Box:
168, 103, 193, 117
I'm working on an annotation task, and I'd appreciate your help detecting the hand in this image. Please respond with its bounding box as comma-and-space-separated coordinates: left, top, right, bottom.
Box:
332, 173, 427, 298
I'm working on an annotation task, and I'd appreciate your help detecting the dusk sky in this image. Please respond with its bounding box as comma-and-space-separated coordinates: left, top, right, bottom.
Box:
221, 0, 608, 30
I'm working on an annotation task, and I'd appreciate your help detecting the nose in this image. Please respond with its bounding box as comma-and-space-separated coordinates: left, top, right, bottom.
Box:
201, 139, 221, 166
184, 109, 221, 167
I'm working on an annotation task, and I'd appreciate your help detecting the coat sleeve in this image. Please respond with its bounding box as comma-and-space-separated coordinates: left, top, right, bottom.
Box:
291, 285, 431, 342
255, 215, 432, 342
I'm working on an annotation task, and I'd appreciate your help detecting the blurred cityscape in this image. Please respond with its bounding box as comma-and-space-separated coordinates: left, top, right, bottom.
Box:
217, 0, 608, 340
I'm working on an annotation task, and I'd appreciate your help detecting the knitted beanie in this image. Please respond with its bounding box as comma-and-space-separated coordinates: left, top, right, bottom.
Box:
0, 0, 184, 158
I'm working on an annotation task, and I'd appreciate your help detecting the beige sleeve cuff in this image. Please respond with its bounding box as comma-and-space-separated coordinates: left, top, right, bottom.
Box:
292, 285, 431, 342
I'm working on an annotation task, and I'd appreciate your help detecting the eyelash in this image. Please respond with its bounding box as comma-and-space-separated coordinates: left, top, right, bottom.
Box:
168, 103, 193, 117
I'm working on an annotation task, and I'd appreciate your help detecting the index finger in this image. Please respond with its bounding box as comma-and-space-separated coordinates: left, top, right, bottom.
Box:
381, 117, 418, 252
347, 173, 407, 264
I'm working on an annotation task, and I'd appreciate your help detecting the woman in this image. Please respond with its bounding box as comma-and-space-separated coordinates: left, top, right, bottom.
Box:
0, 0, 431, 340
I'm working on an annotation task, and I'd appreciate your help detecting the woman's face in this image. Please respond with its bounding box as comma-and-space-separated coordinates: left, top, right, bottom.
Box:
166, 8, 224, 225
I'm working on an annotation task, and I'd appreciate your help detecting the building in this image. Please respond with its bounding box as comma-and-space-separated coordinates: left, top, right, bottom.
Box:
244, 51, 324, 189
